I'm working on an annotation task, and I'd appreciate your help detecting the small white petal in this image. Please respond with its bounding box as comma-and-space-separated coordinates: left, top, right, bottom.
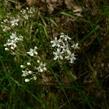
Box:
27, 62, 31, 66
10, 46, 15, 50
28, 70, 32, 74
37, 60, 40, 63
5, 47, 9, 51
20, 65, 25, 68
25, 78, 30, 82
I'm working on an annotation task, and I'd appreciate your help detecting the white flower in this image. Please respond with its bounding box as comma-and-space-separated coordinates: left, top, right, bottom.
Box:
4, 32, 23, 51
28, 70, 33, 74
22, 70, 33, 77
61, 43, 69, 53
27, 62, 31, 66
50, 37, 62, 48
65, 52, 76, 63
3, 19, 8, 23
20, 9, 26, 14
10, 18, 19, 26
53, 48, 63, 60
10, 45, 16, 50
37, 60, 40, 63
51, 33, 78, 64
25, 78, 30, 82
2, 26, 11, 32
65, 50, 71, 59
60, 33, 71, 41
22, 70, 28, 77
72, 43, 79, 49
4, 47, 9, 51
24, 14, 29, 20
24, 75, 37, 82
37, 62, 47, 72
20, 65, 25, 68
20, 7, 36, 20
27, 46, 38, 57
10, 33, 23, 42
20, 62, 38, 82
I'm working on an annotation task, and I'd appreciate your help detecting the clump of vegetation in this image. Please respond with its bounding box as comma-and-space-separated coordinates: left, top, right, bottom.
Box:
0, 0, 109, 109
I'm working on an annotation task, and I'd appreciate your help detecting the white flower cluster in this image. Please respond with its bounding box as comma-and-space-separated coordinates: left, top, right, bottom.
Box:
0, 7, 36, 32
20, 62, 37, 82
4, 32, 23, 54
1, 17, 19, 32
20, 7, 36, 20
51, 33, 79, 63
21, 62, 47, 82
20, 46, 47, 82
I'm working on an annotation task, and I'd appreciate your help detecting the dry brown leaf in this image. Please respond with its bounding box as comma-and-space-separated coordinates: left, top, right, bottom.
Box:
26, 0, 35, 6
26, 0, 82, 14
64, 0, 74, 9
